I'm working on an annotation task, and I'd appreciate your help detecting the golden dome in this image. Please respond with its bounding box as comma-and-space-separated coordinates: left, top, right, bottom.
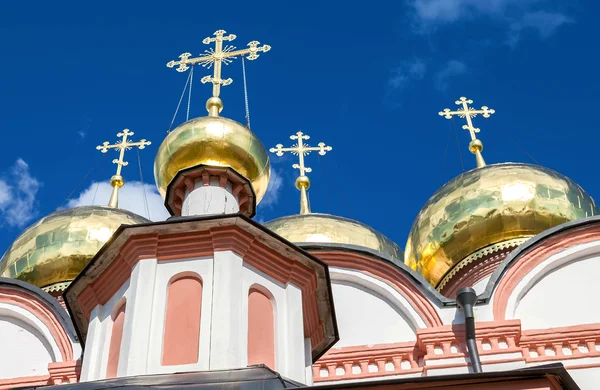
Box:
154, 115, 270, 204
265, 213, 402, 259
0, 206, 150, 291
405, 163, 598, 288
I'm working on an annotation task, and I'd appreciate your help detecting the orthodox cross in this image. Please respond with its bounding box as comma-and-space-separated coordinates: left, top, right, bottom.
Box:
166, 29, 271, 98
439, 97, 495, 141
439, 96, 495, 168
270, 131, 332, 215
96, 129, 151, 208
270, 131, 332, 177
96, 129, 151, 177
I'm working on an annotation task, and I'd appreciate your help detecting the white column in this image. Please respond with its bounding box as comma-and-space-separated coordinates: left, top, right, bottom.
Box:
283, 283, 306, 383
80, 306, 101, 381
182, 177, 240, 217
209, 250, 244, 369
121, 258, 158, 376
304, 338, 313, 386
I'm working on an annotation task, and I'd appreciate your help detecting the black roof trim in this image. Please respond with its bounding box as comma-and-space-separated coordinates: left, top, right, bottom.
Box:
0, 277, 77, 341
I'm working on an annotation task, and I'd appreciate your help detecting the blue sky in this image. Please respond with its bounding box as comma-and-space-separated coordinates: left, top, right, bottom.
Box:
0, 0, 598, 254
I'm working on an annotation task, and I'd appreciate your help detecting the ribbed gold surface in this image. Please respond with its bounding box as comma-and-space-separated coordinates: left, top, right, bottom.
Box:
265, 213, 402, 259
405, 163, 598, 287
154, 116, 271, 203
0, 206, 150, 289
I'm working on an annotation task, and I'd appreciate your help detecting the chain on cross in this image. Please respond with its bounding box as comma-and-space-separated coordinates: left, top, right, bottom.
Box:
269, 131, 332, 177
96, 129, 151, 177
166, 29, 271, 98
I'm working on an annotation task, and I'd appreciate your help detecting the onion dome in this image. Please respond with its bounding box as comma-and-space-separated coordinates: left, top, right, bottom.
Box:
0, 206, 150, 292
153, 106, 270, 204
265, 213, 402, 259
405, 163, 598, 288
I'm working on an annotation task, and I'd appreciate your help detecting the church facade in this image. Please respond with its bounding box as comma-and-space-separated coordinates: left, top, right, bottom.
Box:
0, 30, 597, 390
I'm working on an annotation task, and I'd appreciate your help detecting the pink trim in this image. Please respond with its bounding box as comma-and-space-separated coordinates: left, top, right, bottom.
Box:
247, 287, 275, 369
493, 224, 600, 320
313, 341, 422, 382
48, 360, 81, 385
77, 225, 328, 357
0, 375, 51, 389
0, 286, 73, 361
313, 251, 443, 327
314, 320, 600, 382
106, 302, 126, 378
162, 274, 202, 366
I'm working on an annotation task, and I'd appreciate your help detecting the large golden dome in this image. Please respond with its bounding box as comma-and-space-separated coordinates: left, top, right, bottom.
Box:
0, 206, 150, 291
405, 163, 598, 287
154, 115, 270, 204
265, 213, 402, 259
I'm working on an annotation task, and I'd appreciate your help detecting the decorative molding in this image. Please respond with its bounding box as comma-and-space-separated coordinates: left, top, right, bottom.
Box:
437, 238, 528, 293
313, 320, 600, 382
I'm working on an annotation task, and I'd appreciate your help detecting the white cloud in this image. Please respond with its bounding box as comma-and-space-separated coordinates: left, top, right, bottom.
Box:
434, 60, 468, 91
0, 159, 42, 228
508, 11, 573, 46
410, 0, 572, 44
388, 58, 427, 90
260, 169, 284, 209
67, 181, 170, 221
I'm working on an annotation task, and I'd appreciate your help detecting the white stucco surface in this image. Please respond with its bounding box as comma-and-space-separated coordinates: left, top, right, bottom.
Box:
330, 276, 417, 347
182, 177, 239, 216
506, 241, 600, 329
0, 312, 55, 378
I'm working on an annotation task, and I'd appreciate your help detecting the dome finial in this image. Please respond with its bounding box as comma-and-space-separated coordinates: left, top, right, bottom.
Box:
166, 29, 271, 117
96, 129, 151, 208
439, 96, 495, 168
269, 131, 332, 215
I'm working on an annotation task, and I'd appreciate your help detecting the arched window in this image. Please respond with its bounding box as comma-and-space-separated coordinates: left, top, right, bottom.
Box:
106, 302, 126, 378
247, 286, 275, 368
162, 274, 203, 366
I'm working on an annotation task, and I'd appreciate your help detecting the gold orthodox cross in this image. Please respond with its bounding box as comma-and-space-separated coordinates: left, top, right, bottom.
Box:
270, 131, 332, 177
166, 29, 271, 98
270, 131, 332, 214
439, 97, 495, 141
439, 96, 495, 168
96, 129, 151, 208
96, 129, 151, 176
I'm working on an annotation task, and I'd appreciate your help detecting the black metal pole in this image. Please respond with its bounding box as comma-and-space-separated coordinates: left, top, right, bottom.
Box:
456, 287, 483, 373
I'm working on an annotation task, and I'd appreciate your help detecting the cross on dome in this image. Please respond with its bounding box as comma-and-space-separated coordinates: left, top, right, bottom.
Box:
96, 129, 151, 208
439, 96, 495, 168
270, 131, 332, 215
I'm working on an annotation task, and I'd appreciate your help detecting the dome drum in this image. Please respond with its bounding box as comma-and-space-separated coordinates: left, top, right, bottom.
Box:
165, 165, 256, 217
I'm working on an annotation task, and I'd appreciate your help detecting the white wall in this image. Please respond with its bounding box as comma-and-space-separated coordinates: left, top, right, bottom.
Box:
329, 268, 429, 347
505, 241, 600, 329
0, 307, 56, 378
81, 251, 310, 384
